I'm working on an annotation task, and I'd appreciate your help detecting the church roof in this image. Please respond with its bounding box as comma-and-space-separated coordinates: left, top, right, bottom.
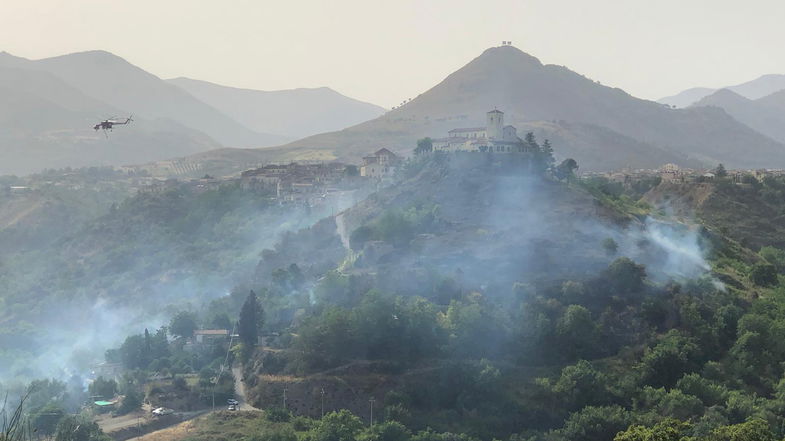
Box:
373, 148, 397, 157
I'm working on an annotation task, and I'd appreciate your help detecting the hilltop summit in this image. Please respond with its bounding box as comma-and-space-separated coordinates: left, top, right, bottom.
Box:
252, 45, 783, 171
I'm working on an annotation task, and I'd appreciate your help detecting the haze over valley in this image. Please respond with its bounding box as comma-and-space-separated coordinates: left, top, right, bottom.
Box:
6, 3, 785, 441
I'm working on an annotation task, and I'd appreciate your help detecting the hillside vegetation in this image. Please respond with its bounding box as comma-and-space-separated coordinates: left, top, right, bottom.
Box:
9, 150, 785, 441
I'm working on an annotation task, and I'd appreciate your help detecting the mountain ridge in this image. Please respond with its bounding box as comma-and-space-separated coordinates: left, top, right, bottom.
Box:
183, 45, 784, 173
691, 88, 785, 145
167, 77, 385, 139
659, 73, 785, 108
0, 50, 287, 148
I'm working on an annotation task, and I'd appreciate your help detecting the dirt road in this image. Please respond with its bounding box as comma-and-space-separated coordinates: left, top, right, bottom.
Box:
232, 365, 260, 411
335, 212, 351, 250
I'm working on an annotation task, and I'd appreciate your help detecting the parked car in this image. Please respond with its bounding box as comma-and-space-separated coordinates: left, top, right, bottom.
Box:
152, 407, 174, 416
227, 399, 239, 406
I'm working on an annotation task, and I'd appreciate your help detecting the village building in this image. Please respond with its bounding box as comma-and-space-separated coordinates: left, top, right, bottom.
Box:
659, 163, 684, 183
432, 110, 526, 153
239, 162, 348, 202
360, 148, 400, 178
193, 329, 229, 344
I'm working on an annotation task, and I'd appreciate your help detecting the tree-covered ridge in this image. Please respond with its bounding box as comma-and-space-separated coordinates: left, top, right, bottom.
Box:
0, 174, 356, 381
235, 156, 785, 440
11, 150, 785, 440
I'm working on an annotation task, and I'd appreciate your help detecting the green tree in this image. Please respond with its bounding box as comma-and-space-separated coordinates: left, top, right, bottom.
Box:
548, 360, 610, 411
210, 312, 233, 330
614, 418, 692, 441
310, 410, 364, 441
118, 335, 147, 370
707, 418, 776, 441
88, 377, 117, 401
676, 373, 729, 407
602, 238, 619, 255
749, 262, 777, 286
30, 402, 65, 436
239, 290, 264, 349
524, 132, 540, 152
415, 138, 433, 155
556, 305, 600, 360
248, 427, 297, 441
714, 163, 728, 178
169, 311, 198, 339
640, 330, 701, 388
54, 415, 109, 441
359, 421, 411, 441
116, 388, 142, 415
604, 257, 647, 293
554, 158, 579, 181
540, 139, 555, 169
759, 246, 785, 272
558, 405, 631, 441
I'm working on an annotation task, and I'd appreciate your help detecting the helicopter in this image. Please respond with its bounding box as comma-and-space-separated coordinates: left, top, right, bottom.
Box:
93, 115, 133, 137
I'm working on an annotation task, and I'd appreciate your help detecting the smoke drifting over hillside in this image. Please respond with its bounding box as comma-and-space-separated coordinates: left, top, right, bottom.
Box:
0, 156, 718, 395
259, 155, 718, 312
0, 182, 369, 385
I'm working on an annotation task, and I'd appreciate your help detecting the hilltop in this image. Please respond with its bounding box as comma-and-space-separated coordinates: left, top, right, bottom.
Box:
175, 46, 785, 175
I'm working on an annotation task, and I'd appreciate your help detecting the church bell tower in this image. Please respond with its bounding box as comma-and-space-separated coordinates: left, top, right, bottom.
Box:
486, 109, 504, 139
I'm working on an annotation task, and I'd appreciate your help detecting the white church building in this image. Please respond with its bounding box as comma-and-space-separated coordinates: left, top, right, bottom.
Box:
432, 110, 526, 153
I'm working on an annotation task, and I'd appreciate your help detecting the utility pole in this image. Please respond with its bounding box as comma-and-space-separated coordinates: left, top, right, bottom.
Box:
283, 388, 287, 410
369, 397, 375, 427
320, 388, 325, 418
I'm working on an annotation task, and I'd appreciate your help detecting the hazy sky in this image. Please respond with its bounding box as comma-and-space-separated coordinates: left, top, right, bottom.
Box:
2, 0, 784, 108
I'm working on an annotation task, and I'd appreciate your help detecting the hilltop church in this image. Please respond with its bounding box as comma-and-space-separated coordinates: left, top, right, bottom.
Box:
432, 110, 526, 153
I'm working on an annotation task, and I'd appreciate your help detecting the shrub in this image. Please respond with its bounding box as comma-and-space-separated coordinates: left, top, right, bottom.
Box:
265, 407, 292, 423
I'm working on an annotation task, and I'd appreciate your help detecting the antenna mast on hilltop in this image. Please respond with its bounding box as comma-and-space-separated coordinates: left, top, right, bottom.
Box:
501, 41, 512, 46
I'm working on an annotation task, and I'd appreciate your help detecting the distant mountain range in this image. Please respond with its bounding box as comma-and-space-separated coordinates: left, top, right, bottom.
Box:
691, 89, 785, 145
167, 77, 385, 140
179, 46, 785, 174
0, 50, 384, 175
659, 74, 785, 108
4, 46, 785, 176
0, 59, 219, 175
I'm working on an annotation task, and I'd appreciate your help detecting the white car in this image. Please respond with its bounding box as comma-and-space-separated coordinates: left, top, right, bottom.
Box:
227, 399, 239, 406
152, 407, 174, 416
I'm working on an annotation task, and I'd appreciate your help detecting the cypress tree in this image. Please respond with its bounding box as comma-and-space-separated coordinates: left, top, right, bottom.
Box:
239, 290, 263, 349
